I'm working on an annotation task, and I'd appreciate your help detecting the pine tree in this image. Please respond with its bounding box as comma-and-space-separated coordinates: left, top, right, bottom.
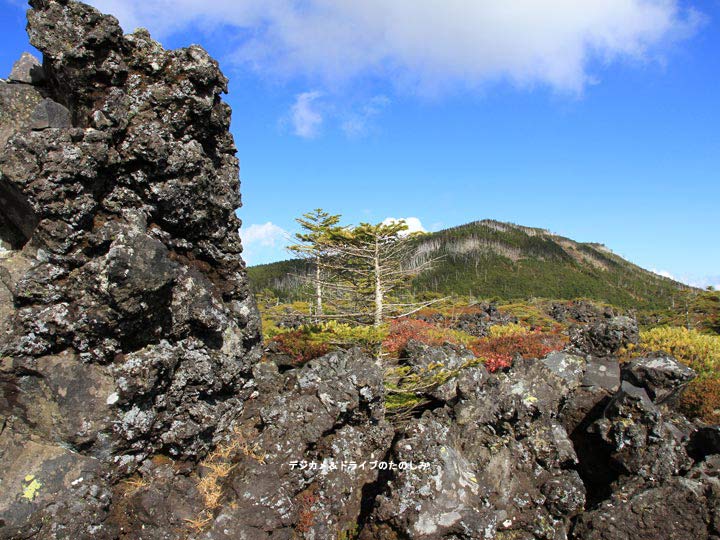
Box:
288, 209, 341, 317
326, 220, 440, 327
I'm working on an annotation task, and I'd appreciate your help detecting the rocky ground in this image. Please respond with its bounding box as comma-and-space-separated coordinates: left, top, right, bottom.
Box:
1, 1, 719, 539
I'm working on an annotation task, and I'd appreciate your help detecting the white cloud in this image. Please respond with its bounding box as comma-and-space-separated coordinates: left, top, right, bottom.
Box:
241, 221, 287, 247
240, 222, 289, 265
290, 91, 323, 138
687, 275, 720, 290
652, 269, 675, 280
652, 269, 720, 290
382, 217, 427, 236
86, 0, 702, 95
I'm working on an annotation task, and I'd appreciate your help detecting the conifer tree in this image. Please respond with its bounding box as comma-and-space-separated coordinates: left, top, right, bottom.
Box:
288, 209, 341, 317
326, 220, 439, 326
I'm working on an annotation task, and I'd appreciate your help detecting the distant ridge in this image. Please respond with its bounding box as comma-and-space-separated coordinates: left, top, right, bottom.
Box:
248, 219, 690, 309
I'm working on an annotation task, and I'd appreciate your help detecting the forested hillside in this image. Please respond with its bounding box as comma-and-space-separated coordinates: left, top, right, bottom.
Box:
249, 219, 689, 309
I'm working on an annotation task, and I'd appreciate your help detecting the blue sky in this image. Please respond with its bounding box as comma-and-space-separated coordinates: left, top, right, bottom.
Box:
1, 1, 718, 288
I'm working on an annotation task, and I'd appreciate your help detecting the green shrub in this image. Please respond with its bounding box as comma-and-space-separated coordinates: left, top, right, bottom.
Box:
622, 326, 720, 424
623, 326, 720, 377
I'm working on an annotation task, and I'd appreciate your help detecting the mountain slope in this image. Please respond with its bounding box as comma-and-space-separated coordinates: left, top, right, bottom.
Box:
248, 219, 690, 309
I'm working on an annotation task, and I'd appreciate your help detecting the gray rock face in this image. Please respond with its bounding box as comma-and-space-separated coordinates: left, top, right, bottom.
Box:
29, 97, 72, 129
549, 300, 615, 324
591, 381, 692, 479
201, 349, 395, 539
0, 0, 261, 535
361, 358, 587, 540
621, 354, 697, 404
581, 357, 621, 392
9, 52, 46, 84
573, 473, 719, 540
404, 339, 476, 371
570, 315, 639, 357
541, 351, 586, 388
0, 80, 44, 149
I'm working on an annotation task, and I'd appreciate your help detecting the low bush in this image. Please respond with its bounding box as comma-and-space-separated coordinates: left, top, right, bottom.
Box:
498, 301, 563, 332
382, 318, 475, 357
680, 377, 720, 425
311, 320, 387, 349
269, 330, 331, 366
383, 360, 480, 417
487, 322, 529, 338
482, 353, 514, 373
621, 326, 720, 424
470, 331, 566, 372
622, 326, 720, 377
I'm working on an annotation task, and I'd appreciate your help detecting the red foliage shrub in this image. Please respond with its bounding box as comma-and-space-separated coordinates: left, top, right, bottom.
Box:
483, 353, 513, 373
382, 318, 449, 356
270, 331, 330, 366
470, 331, 566, 370
680, 377, 720, 424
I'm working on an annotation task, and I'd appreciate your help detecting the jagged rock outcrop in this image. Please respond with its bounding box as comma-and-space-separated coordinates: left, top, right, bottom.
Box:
549, 300, 616, 324
361, 358, 587, 539
569, 316, 639, 358
0, 0, 261, 536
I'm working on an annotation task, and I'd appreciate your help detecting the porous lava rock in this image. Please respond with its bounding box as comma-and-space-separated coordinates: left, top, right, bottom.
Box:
0, 0, 261, 535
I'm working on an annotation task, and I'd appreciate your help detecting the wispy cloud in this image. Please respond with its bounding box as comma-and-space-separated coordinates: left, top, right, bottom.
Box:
85, 0, 703, 95
653, 269, 720, 290
242, 221, 287, 246
341, 95, 390, 138
289, 91, 323, 138
240, 221, 289, 264
382, 217, 427, 236
652, 269, 676, 280
688, 275, 720, 290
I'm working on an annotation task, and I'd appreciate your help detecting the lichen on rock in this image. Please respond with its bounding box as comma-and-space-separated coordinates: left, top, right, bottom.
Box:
0, 0, 261, 535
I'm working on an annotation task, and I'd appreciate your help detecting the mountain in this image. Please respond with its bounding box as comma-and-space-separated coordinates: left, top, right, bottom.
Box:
248, 219, 689, 309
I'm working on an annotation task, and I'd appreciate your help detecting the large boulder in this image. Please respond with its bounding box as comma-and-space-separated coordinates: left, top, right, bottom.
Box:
590, 381, 693, 480
362, 358, 587, 540
572, 472, 720, 540
8, 52, 45, 84
198, 349, 394, 539
621, 354, 696, 405
0, 0, 261, 536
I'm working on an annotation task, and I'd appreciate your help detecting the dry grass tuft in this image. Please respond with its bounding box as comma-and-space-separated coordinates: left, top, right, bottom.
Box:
185, 425, 267, 533
121, 476, 149, 497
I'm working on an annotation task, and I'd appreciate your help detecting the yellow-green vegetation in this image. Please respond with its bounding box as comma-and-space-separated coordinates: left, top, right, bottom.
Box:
622, 326, 720, 377
21, 474, 41, 501
638, 289, 720, 335
488, 322, 530, 338
272, 320, 388, 348
259, 300, 312, 338
311, 320, 388, 348
426, 326, 478, 347
383, 359, 481, 418
337, 523, 359, 540
622, 326, 720, 424
498, 301, 561, 331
